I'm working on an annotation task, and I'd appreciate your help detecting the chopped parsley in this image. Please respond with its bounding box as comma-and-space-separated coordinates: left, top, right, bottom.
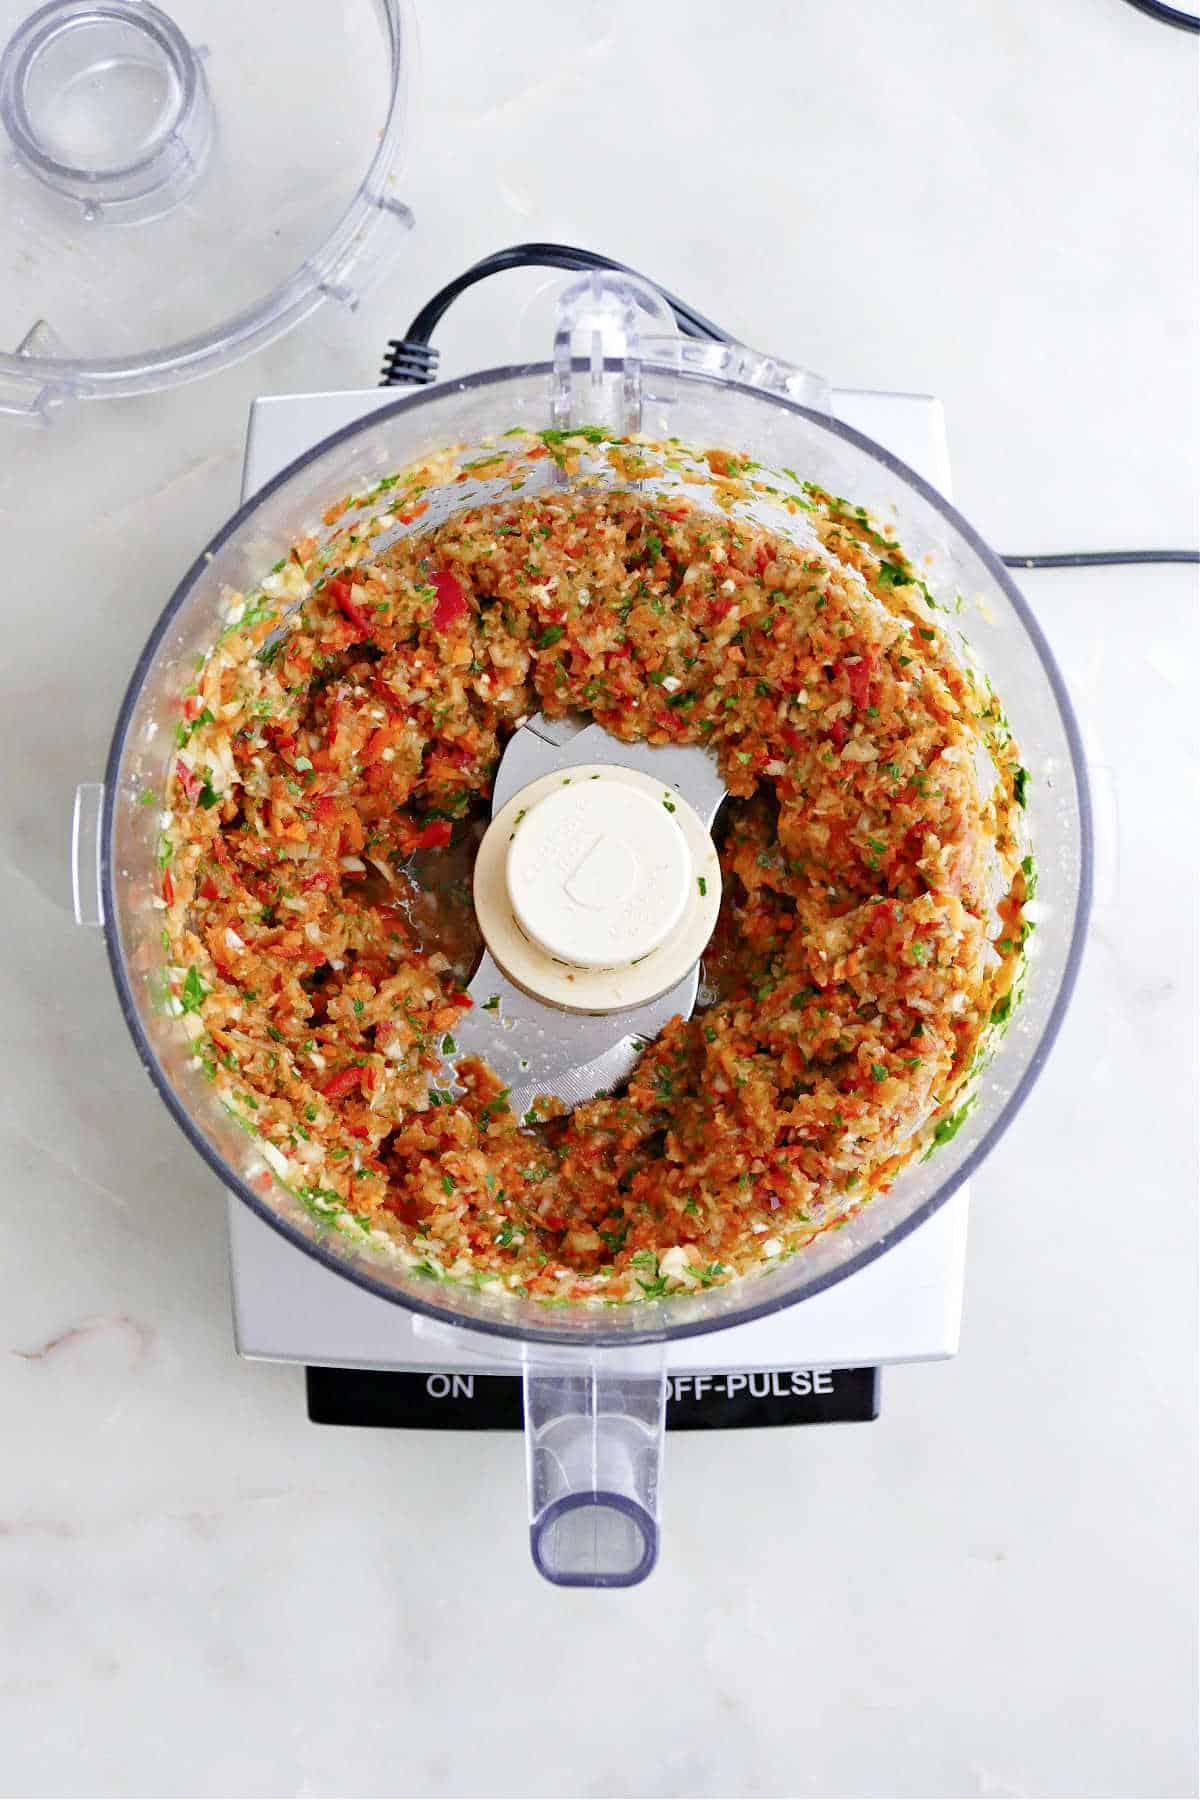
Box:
179, 966, 207, 1014
922, 1101, 974, 1160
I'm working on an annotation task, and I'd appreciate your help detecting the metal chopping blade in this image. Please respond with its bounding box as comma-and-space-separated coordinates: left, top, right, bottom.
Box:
446, 715, 725, 1119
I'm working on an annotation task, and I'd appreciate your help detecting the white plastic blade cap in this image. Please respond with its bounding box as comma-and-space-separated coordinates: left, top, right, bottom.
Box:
505, 775, 691, 970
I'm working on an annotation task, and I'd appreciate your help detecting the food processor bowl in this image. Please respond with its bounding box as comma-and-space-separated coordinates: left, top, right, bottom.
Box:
77, 277, 1092, 1584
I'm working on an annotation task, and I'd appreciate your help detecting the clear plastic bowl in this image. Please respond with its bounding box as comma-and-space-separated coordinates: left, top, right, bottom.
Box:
81, 297, 1092, 1582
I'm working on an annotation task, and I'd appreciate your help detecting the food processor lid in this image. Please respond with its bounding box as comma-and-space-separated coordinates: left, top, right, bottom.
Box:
0, 0, 414, 418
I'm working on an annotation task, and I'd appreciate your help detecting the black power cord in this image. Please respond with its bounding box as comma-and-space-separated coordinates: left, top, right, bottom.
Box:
380, 242, 731, 387
1001, 549, 1198, 568
1120, 0, 1199, 31
380, 242, 1199, 573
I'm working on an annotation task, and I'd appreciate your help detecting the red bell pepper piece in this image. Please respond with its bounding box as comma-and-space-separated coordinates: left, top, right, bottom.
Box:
326, 577, 372, 637
175, 759, 200, 804
363, 725, 394, 764
843, 650, 877, 712
321, 1066, 363, 1103
431, 571, 467, 629
829, 718, 849, 750
414, 819, 452, 850
369, 674, 404, 716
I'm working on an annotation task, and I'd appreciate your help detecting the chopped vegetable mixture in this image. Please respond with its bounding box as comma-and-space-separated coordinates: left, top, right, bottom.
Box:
160, 437, 1030, 1306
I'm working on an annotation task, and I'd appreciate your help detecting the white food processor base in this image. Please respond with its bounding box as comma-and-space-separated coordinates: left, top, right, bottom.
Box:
226, 382, 967, 1420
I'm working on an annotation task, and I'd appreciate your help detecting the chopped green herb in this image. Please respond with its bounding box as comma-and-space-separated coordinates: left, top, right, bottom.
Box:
694, 1261, 728, 1288
923, 1101, 974, 1159
636, 1276, 670, 1299
539, 425, 607, 447
180, 966, 207, 1014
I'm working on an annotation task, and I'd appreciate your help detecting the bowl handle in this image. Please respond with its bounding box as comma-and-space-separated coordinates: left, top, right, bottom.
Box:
71, 782, 105, 927
549, 268, 831, 435
524, 1346, 666, 1588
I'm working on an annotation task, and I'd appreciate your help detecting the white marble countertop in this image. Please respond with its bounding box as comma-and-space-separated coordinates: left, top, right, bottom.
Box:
1, 3, 1196, 1796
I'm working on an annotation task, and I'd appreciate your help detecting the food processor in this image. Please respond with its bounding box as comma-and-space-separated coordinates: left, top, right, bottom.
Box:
67, 253, 1091, 1584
